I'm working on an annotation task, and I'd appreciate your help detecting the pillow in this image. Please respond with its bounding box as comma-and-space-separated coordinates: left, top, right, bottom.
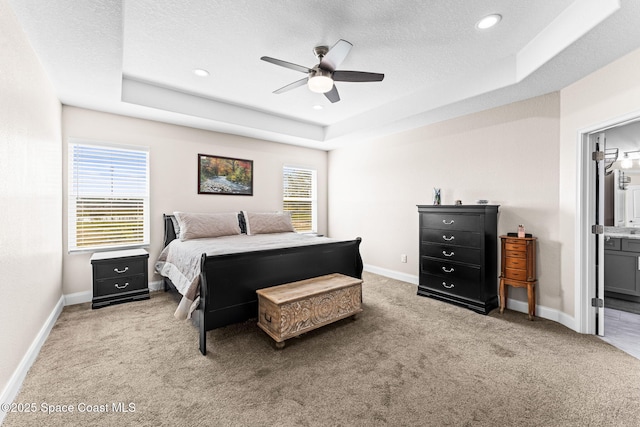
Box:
243, 211, 295, 235
174, 212, 242, 241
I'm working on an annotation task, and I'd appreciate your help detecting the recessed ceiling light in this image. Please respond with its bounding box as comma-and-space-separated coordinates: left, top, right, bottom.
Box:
313, 105, 324, 110
476, 14, 502, 30
193, 68, 210, 77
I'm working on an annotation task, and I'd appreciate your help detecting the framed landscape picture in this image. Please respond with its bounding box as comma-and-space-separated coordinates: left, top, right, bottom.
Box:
198, 154, 253, 195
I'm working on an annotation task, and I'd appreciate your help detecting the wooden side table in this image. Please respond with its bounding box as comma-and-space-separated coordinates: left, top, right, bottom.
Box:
499, 236, 537, 320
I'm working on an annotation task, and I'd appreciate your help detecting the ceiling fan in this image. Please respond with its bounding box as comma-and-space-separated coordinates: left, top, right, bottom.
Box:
260, 39, 384, 103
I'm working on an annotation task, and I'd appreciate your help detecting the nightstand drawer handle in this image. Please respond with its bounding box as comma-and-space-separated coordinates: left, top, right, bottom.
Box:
443, 251, 455, 257
114, 267, 129, 274
442, 235, 455, 241
114, 282, 129, 290
442, 219, 454, 225
442, 267, 455, 273
442, 282, 454, 289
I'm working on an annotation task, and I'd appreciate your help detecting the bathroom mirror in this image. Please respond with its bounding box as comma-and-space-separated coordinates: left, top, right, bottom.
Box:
613, 168, 640, 227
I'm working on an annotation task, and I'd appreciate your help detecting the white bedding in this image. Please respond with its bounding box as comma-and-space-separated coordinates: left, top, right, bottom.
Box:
154, 232, 343, 320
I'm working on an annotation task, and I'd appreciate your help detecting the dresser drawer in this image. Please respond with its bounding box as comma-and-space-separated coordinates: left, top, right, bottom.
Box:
421, 229, 481, 248
419, 274, 480, 301
421, 257, 480, 282
94, 257, 146, 279
503, 268, 527, 281
504, 249, 525, 259
621, 239, 640, 253
421, 243, 481, 265
505, 257, 527, 270
504, 241, 526, 252
94, 273, 147, 297
604, 237, 621, 251
421, 213, 481, 232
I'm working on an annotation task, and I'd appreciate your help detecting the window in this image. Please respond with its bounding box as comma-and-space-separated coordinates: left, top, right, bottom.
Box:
68, 141, 149, 252
283, 166, 317, 233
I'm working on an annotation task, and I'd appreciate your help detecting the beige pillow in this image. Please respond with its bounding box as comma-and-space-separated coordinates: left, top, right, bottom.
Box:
243, 211, 295, 235
174, 212, 241, 241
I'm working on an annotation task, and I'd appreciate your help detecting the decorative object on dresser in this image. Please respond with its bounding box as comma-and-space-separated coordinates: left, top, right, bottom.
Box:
417, 205, 499, 314
91, 249, 149, 309
499, 235, 537, 320
256, 273, 363, 348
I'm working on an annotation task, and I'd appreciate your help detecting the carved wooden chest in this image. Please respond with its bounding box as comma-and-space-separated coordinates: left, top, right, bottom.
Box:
256, 273, 363, 348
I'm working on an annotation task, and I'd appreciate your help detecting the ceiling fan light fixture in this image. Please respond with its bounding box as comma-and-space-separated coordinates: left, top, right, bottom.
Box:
308, 75, 333, 93
476, 14, 502, 30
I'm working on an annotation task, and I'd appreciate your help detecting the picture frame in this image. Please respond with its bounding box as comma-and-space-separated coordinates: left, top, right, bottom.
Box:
198, 154, 253, 195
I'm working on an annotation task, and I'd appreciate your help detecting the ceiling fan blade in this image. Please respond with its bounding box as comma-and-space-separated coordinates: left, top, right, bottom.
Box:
273, 78, 308, 94
333, 70, 385, 82
261, 56, 311, 74
320, 39, 353, 71
324, 85, 340, 103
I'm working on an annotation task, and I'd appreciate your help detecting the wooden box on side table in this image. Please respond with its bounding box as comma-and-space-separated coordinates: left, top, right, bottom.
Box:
256, 273, 363, 348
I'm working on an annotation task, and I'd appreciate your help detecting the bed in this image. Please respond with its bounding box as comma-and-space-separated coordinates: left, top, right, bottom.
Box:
155, 212, 363, 355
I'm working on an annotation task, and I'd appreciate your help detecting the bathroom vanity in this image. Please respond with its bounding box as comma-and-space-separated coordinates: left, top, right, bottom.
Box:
604, 227, 640, 301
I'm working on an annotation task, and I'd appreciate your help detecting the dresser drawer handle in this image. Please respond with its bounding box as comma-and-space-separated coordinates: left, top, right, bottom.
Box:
442, 235, 455, 241
114, 282, 129, 290
442, 267, 455, 273
442, 282, 454, 289
442, 219, 455, 225
114, 267, 129, 274
442, 251, 455, 257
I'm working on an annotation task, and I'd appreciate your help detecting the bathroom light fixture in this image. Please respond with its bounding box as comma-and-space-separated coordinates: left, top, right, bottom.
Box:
476, 14, 502, 30
621, 150, 640, 169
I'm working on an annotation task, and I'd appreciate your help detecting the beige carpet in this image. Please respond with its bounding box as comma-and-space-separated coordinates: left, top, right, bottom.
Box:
4, 272, 640, 426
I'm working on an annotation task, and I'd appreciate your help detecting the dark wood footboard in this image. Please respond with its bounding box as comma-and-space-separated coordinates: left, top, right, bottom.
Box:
197, 238, 363, 354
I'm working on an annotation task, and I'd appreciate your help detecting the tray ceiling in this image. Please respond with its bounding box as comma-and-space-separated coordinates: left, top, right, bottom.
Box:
8, 0, 640, 149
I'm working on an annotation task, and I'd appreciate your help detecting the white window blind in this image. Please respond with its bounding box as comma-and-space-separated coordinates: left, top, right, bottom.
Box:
283, 166, 317, 233
68, 142, 149, 252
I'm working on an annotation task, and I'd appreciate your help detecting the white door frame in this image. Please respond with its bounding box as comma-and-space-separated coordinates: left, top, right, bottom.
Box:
576, 110, 640, 334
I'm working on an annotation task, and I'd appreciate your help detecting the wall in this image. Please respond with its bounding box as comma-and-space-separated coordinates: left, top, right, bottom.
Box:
61, 107, 328, 295
0, 0, 62, 404
328, 93, 561, 313
559, 46, 640, 320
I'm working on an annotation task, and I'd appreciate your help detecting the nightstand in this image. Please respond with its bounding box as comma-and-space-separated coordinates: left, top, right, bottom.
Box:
499, 236, 537, 320
91, 248, 149, 309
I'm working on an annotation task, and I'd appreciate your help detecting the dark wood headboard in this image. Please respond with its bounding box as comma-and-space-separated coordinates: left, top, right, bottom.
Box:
163, 214, 177, 247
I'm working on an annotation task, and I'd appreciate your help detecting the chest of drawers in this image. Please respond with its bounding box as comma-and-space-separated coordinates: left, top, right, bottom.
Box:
90, 249, 149, 309
417, 205, 499, 314
499, 236, 537, 320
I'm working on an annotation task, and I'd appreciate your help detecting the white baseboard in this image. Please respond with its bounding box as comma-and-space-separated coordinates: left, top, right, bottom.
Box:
149, 280, 164, 292
363, 264, 418, 285
0, 295, 64, 425
364, 264, 577, 331
504, 298, 577, 331
63, 290, 92, 305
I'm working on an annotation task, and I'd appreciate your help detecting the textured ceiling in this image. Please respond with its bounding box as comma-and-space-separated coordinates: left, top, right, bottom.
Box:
7, 0, 640, 150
